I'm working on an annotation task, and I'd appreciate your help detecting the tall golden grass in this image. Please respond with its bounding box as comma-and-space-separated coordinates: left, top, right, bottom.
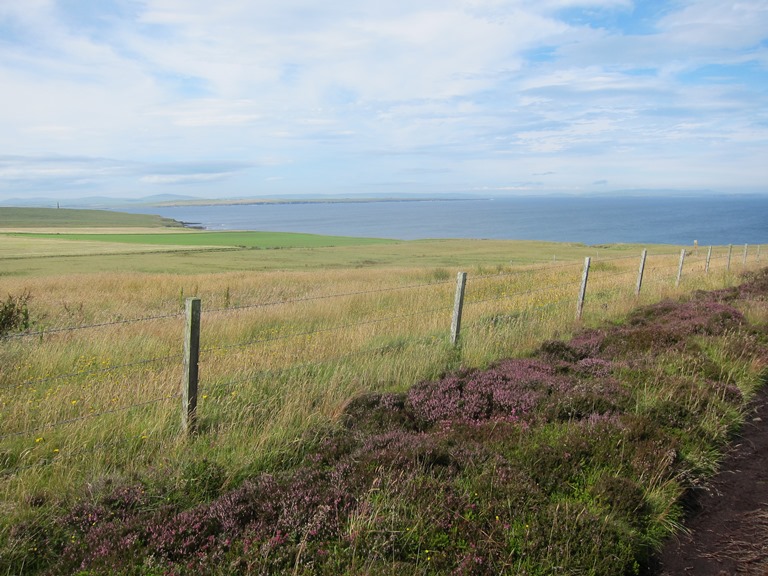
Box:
0, 245, 761, 525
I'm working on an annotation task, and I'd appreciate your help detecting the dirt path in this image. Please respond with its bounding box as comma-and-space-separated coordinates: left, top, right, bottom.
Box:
654, 386, 768, 575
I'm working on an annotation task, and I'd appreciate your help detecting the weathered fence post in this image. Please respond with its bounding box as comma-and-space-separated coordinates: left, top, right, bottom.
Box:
675, 248, 686, 287
758, 245, 762, 261
705, 246, 712, 273
576, 257, 590, 320
743, 244, 748, 266
635, 249, 647, 296
450, 272, 467, 346
727, 244, 733, 271
182, 297, 201, 434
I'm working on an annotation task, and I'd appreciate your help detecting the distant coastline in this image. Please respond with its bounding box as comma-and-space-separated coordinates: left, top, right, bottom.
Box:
119, 195, 768, 245
178, 221, 206, 229
3, 191, 767, 211
150, 197, 475, 208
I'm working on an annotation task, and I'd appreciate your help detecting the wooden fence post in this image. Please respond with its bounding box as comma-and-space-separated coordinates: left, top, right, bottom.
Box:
576, 257, 590, 320
676, 248, 686, 287
182, 297, 201, 434
727, 244, 733, 271
635, 249, 647, 296
758, 245, 762, 261
451, 272, 467, 346
743, 244, 748, 266
705, 246, 712, 273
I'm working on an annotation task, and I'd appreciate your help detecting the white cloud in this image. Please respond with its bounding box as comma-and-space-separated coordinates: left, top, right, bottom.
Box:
0, 0, 766, 198
139, 173, 230, 185
658, 1, 768, 49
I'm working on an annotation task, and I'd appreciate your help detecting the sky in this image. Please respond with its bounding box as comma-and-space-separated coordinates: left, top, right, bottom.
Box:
1, 0, 767, 201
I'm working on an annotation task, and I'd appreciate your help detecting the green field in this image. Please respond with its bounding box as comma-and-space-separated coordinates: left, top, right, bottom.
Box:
0, 207, 182, 228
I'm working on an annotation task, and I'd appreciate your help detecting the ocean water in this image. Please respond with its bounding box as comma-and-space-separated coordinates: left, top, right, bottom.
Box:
122, 196, 768, 246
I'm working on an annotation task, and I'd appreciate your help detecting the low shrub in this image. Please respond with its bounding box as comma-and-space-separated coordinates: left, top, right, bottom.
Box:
0, 291, 31, 337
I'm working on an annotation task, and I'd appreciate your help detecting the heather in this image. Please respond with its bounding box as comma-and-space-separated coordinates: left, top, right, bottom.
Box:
6, 269, 767, 575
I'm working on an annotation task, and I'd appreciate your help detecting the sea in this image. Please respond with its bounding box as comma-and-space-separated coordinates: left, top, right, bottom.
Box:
120, 195, 768, 246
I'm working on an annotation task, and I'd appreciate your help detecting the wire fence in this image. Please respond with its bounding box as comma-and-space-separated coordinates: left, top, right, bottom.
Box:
2, 311, 184, 341
1, 244, 764, 477
2, 354, 178, 391
0, 394, 179, 442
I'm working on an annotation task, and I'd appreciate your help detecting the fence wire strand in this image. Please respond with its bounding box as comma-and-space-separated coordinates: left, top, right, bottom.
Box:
3, 311, 183, 341
0, 394, 180, 442
469, 259, 584, 281
205, 279, 455, 315
201, 303, 452, 354
2, 432, 173, 475
1, 354, 179, 391
466, 277, 583, 306
204, 338, 438, 395
463, 294, 574, 332
590, 268, 639, 282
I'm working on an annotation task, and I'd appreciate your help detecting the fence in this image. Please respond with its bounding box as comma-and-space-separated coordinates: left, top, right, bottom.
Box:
0, 244, 764, 477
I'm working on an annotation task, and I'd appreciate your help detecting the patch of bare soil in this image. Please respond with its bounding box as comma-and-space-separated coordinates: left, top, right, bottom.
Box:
654, 386, 768, 575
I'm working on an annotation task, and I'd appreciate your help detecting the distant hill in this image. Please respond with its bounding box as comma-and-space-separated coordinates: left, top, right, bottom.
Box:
0, 194, 197, 208
2, 189, 759, 210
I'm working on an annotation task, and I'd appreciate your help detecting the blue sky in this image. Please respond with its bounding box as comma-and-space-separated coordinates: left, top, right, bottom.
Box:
0, 0, 766, 200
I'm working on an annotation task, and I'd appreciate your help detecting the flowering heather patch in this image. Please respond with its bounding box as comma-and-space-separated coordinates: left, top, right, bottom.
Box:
566, 329, 609, 359
349, 427, 499, 479
703, 267, 768, 302
569, 298, 746, 358
624, 299, 745, 336
407, 359, 569, 425
574, 357, 614, 378
735, 267, 768, 300
341, 391, 417, 434
63, 484, 148, 534
56, 466, 358, 574
538, 338, 588, 363
540, 378, 628, 423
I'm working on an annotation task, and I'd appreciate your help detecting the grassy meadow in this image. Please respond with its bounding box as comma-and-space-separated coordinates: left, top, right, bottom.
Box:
1, 207, 766, 574
0, 207, 184, 229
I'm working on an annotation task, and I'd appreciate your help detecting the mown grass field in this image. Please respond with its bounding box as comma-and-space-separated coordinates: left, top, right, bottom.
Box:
1, 208, 766, 575
0, 207, 183, 229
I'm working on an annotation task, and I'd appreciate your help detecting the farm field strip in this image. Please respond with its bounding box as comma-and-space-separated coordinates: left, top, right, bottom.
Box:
0, 237, 233, 259
0, 207, 182, 229
3, 230, 399, 248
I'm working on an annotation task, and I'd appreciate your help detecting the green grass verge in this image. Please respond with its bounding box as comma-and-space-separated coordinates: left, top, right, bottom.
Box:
0, 232, 678, 277
0, 207, 182, 228
8, 230, 398, 249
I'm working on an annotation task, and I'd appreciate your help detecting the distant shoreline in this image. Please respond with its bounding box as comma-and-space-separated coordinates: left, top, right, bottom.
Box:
151, 197, 476, 208
178, 221, 206, 229
128, 195, 768, 245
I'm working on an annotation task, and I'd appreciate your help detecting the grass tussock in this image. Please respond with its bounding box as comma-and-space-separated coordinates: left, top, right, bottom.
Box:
1, 254, 766, 574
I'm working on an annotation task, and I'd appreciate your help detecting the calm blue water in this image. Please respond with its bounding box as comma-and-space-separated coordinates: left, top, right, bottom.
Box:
122, 196, 768, 246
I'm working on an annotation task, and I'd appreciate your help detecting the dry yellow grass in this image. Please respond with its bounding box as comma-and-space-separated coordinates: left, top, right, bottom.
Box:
0, 241, 762, 530
0, 233, 223, 260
